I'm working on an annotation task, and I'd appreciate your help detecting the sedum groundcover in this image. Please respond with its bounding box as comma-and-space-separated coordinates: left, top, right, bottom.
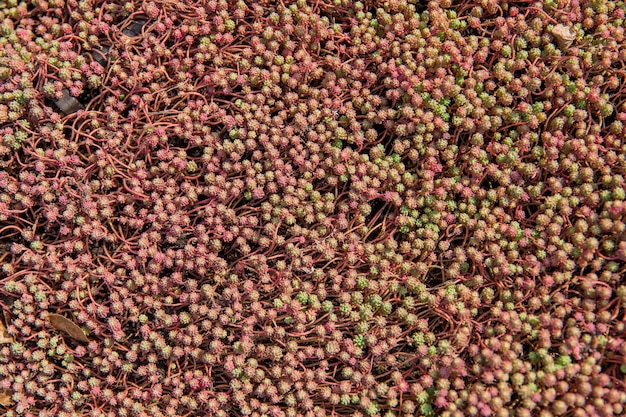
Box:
0, 0, 625, 416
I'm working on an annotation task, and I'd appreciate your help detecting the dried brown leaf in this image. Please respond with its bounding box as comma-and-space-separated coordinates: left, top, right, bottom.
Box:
47, 314, 90, 343
551, 24, 576, 50
0, 314, 13, 345
0, 388, 12, 406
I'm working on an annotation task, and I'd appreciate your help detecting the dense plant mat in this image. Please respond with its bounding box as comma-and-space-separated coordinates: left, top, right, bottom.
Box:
0, 0, 625, 416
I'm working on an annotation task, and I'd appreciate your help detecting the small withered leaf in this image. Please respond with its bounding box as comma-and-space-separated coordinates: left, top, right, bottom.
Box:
551, 24, 576, 50
0, 311, 13, 345
47, 314, 90, 343
0, 388, 13, 407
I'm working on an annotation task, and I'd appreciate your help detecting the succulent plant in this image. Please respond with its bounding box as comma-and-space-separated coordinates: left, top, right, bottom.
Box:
0, 0, 625, 416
